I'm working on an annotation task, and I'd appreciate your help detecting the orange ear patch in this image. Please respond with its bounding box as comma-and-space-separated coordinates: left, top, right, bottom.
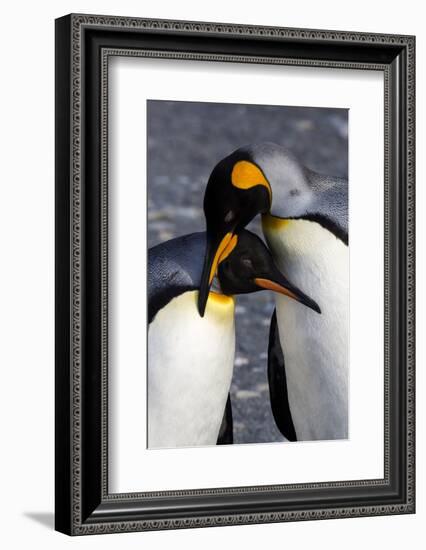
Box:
231, 161, 271, 200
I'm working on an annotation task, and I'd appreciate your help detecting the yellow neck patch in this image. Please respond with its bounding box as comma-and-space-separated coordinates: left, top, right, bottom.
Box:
262, 213, 291, 232
231, 160, 272, 201
208, 291, 235, 307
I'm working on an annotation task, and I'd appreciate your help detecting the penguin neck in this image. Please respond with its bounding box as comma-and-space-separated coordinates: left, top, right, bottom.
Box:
210, 274, 225, 294
262, 214, 348, 322
262, 213, 347, 268
206, 290, 235, 314
210, 274, 235, 305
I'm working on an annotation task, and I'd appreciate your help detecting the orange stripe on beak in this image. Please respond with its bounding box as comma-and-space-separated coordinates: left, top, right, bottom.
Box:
208, 233, 238, 284
254, 278, 299, 301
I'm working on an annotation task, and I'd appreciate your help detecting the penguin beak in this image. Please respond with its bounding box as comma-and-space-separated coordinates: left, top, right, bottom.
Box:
254, 271, 321, 314
198, 233, 238, 317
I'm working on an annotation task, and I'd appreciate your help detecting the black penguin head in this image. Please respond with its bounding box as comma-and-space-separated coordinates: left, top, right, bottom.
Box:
198, 148, 272, 316
217, 230, 321, 314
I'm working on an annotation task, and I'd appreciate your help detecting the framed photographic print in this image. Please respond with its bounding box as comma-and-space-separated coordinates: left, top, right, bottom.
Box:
55, 14, 415, 535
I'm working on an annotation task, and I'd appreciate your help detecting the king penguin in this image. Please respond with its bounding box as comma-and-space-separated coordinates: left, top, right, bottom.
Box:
148, 229, 319, 449
198, 142, 348, 441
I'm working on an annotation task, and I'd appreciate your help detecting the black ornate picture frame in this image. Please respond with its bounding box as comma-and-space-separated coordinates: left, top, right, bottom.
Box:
55, 13, 415, 535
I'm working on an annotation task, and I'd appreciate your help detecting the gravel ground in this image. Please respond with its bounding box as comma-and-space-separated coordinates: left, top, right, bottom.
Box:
148, 100, 348, 444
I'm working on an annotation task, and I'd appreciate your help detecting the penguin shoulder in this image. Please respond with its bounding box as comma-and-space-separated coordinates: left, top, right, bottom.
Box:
148, 232, 206, 323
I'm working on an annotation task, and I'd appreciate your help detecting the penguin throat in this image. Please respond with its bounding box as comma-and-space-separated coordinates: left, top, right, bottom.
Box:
208, 276, 235, 307
210, 274, 225, 295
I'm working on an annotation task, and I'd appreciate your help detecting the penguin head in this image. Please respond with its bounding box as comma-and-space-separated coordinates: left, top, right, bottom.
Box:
217, 230, 320, 314
198, 143, 313, 316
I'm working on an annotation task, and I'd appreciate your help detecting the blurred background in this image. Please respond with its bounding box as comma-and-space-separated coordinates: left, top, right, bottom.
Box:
147, 100, 348, 444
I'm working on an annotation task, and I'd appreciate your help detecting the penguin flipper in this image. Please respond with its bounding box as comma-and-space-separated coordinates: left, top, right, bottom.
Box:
217, 393, 233, 445
267, 309, 297, 441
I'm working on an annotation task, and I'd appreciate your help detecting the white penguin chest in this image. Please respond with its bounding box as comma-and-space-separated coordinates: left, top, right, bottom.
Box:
263, 217, 349, 440
148, 290, 235, 448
